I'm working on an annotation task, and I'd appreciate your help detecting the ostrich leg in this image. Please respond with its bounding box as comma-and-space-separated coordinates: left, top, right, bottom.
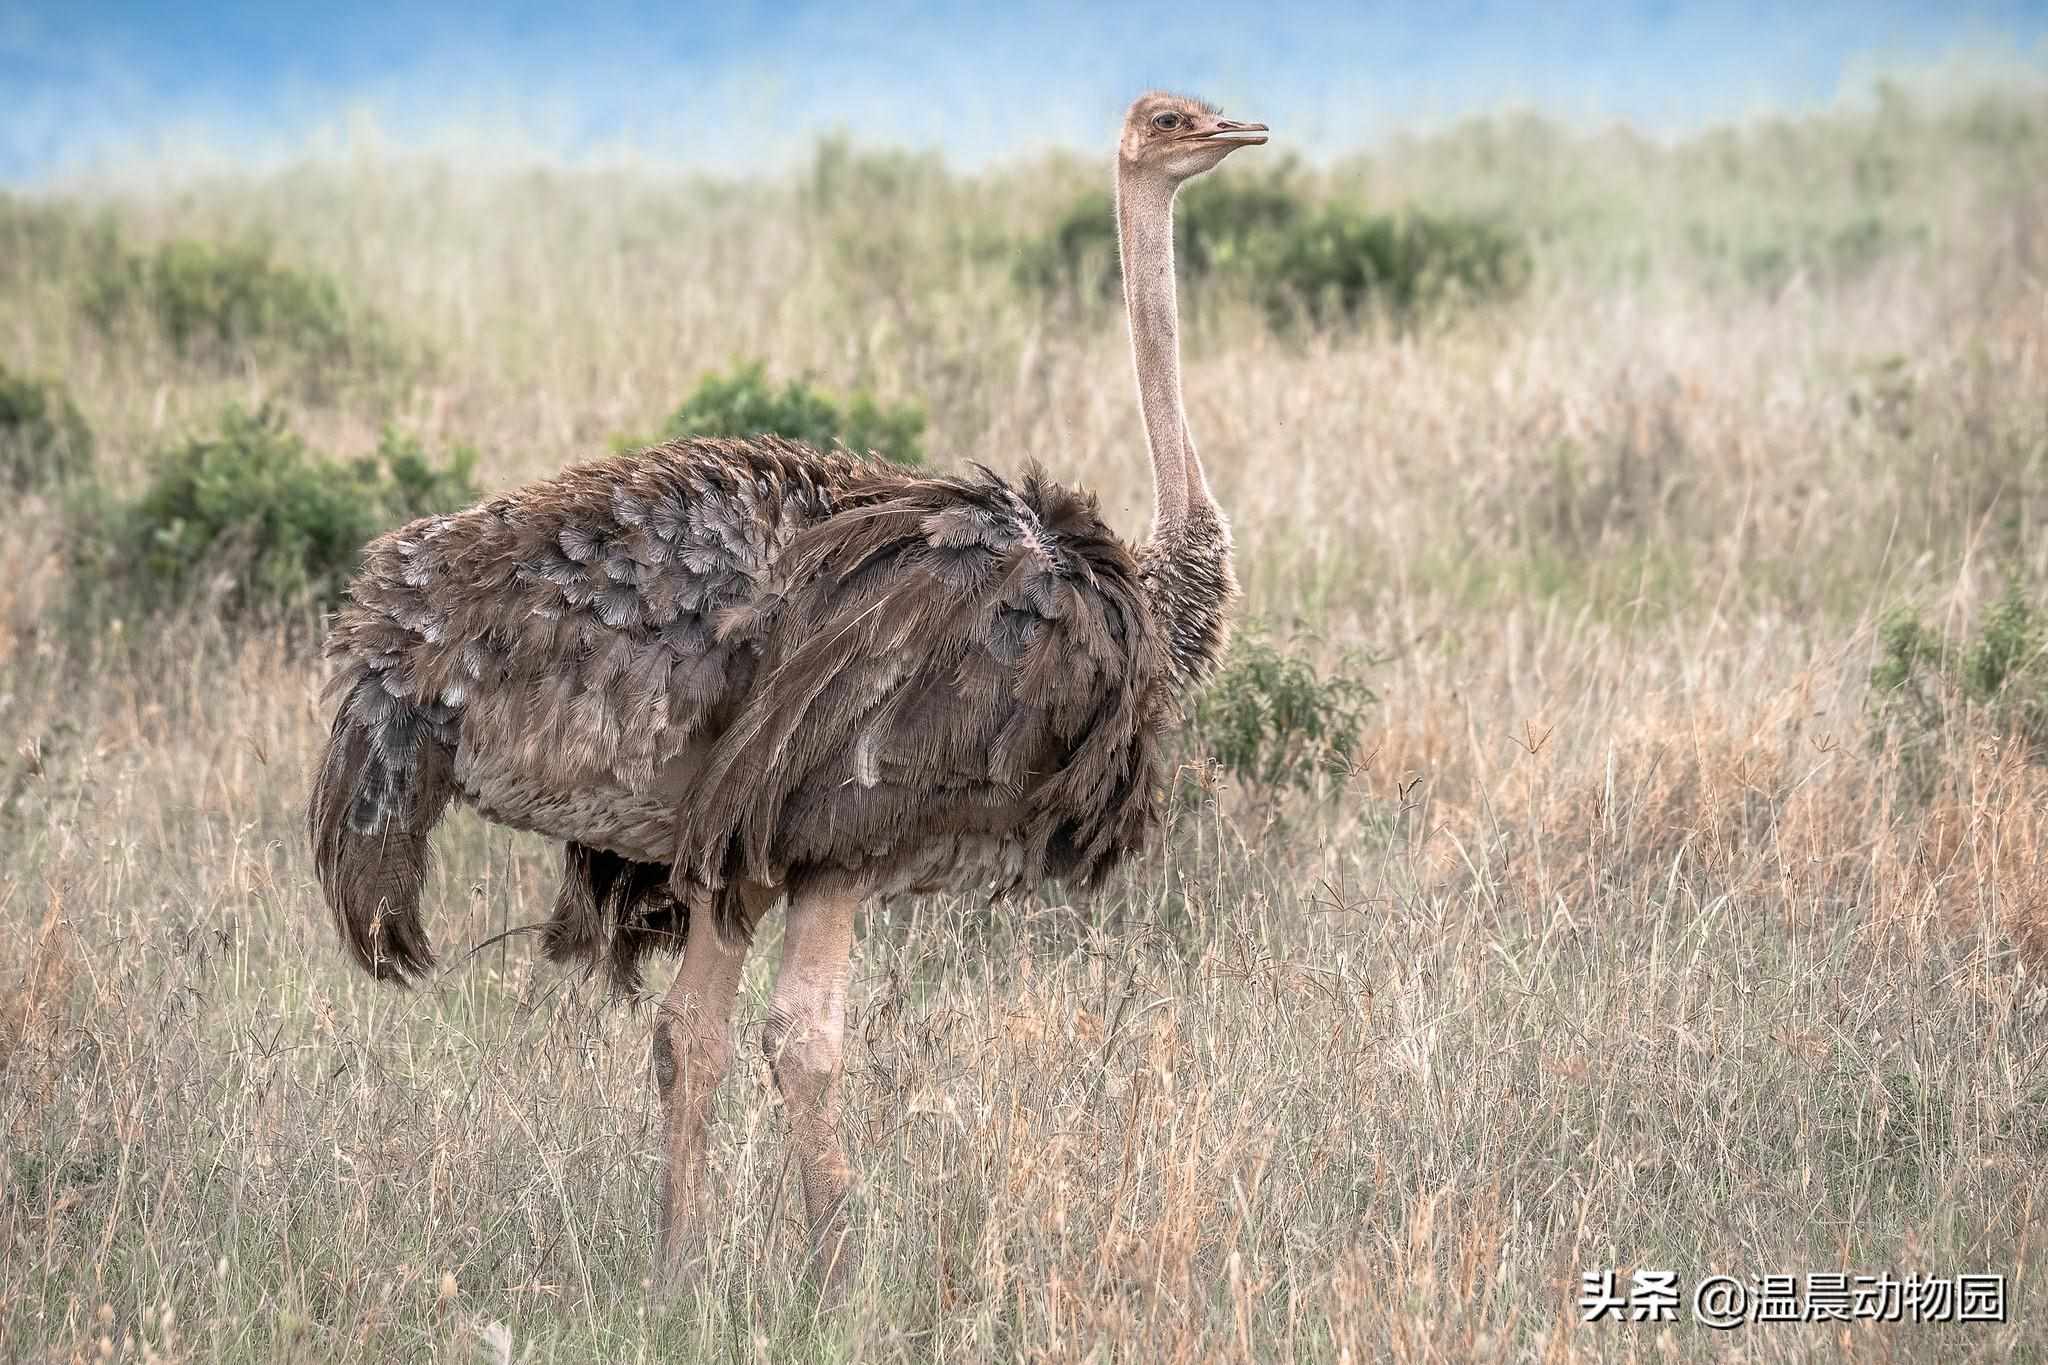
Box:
761, 874, 859, 1303
652, 892, 749, 1284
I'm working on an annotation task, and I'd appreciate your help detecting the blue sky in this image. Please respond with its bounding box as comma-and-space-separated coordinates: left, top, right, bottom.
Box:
3, 2, 2046, 183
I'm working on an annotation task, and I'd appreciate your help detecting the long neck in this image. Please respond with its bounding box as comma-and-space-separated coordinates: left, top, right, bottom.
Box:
1116, 170, 1209, 536
1116, 164, 1236, 696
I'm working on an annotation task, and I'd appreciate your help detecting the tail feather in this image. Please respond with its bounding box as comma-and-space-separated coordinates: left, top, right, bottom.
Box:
309, 672, 456, 982
544, 843, 687, 992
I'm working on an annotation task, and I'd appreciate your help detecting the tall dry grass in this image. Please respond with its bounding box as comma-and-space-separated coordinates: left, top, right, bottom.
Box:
3, 85, 2048, 1361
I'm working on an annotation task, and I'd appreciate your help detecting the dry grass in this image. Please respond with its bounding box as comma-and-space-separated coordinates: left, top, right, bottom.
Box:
4, 89, 2048, 1361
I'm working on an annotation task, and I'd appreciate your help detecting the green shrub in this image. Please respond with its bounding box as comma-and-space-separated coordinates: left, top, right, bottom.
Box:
1011, 189, 1116, 295
1187, 624, 1377, 800
1871, 584, 2048, 786
82, 405, 478, 618
1177, 180, 1306, 274
653, 361, 925, 466
371, 428, 485, 524
81, 236, 392, 378
0, 367, 94, 491
1247, 204, 1526, 326
1015, 180, 1523, 325
1012, 178, 1303, 296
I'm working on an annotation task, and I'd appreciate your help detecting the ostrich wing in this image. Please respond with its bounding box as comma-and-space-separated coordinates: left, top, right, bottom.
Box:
326, 439, 870, 861
676, 465, 1166, 927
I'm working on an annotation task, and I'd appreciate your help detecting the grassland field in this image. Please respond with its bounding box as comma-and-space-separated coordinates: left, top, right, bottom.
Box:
3, 77, 2048, 1362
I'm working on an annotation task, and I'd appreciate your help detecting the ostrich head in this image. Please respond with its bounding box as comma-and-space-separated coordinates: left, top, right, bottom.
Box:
1118, 92, 1268, 187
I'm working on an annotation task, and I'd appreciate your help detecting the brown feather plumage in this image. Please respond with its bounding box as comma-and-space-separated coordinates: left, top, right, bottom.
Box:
308, 437, 1170, 983
678, 464, 1163, 933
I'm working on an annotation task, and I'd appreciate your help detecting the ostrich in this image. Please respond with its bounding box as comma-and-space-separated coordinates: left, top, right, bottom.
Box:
308, 91, 1264, 1297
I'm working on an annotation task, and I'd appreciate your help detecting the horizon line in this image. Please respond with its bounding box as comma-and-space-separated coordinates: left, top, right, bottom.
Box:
8, 39, 2048, 195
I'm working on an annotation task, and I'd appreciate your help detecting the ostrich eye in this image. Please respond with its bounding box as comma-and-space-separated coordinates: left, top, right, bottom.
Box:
1152, 113, 1180, 132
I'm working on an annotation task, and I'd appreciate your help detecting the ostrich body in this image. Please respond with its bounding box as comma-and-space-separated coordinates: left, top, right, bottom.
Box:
309, 92, 1263, 1295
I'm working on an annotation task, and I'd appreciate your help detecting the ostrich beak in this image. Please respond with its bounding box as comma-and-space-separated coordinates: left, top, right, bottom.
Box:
1203, 120, 1269, 146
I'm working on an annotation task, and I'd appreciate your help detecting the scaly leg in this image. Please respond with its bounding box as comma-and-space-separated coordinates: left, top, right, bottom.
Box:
761, 874, 860, 1303
652, 890, 749, 1285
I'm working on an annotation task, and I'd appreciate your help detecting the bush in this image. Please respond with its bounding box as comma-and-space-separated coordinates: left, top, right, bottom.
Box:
1015, 179, 1523, 326
653, 361, 925, 466
81, 236, 393, 379
0, 367, 94, 491
1012, 178, 1303, 297
1187, 624, 1377, 800
1246, 204, 1525, 326
1871, 584, 2048, 786
1011, 190, 1116, 295
81, 405, 478, 619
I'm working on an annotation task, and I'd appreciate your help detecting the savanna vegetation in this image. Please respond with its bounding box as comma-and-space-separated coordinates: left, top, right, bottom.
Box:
3, 74, 2047, 1362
